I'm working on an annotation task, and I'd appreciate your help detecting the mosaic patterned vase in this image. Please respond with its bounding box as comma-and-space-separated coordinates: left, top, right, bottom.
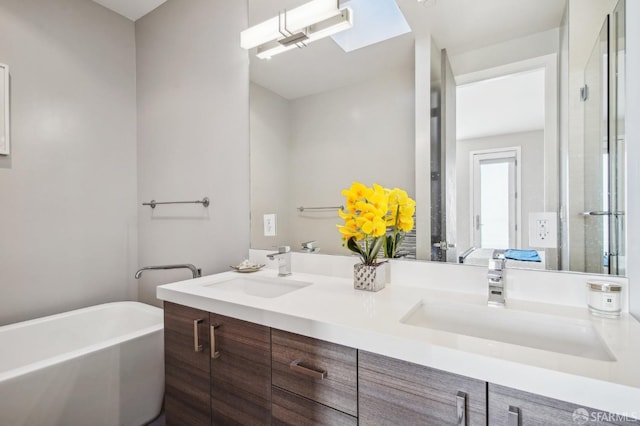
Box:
353, 262, 387, 292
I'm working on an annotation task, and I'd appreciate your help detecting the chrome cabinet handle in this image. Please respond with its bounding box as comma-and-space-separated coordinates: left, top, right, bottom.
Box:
508, 405, 520, 426
456, 391, 467, 426
193, 319, 204, 352
289, 359, 327, 380
210, 324, 221, 359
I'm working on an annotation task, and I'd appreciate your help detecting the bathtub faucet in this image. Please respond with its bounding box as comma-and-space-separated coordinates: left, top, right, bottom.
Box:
135, 264, 202, 279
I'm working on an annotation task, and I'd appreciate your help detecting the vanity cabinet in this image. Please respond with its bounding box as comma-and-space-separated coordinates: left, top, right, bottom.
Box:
165, 302, 637, 426
488, 383, 640, 426
271, 329, 358, 425
163, 302, 271, 426
358, 351, 487, 426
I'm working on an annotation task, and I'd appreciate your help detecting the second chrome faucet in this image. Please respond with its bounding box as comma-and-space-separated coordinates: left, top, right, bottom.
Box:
488, 254, 506, 307
267, 246, 292, 277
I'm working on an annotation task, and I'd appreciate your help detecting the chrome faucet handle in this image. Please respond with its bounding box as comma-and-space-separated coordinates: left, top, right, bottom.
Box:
301, 241, 319, 253
271, 245, 291, 254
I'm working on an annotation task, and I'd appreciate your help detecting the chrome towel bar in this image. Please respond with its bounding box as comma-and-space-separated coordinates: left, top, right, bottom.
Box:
297, 205, 343, 212
143, 197, 210, 209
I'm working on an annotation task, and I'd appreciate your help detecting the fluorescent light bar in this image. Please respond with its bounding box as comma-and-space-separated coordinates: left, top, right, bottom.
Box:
241, 0, 341, 49
256, 8, 353, 59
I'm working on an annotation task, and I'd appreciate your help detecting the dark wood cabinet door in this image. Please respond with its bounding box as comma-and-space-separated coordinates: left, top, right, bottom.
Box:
164, 302, 211, 426
210, 313, 272, 425
359, 351, 487, 426
489, 383, 640, 426
271, 387, 357, 426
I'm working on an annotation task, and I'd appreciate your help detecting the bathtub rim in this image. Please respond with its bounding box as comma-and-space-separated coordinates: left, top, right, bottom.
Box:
0, 301, 163, 382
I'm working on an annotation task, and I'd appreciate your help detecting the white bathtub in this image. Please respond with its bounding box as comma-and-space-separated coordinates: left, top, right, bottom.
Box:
0, 301, 164, 426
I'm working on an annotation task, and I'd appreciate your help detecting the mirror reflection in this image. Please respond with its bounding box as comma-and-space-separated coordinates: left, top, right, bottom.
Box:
249, 0, 627, 276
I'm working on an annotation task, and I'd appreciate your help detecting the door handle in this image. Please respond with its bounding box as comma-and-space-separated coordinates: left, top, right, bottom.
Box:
289, 359, 327, 380
193, 319, 204, 352
210, 324, 221, 359
456, 391, 467, 426
508, 405, 520, 426
582, 211, 625, 216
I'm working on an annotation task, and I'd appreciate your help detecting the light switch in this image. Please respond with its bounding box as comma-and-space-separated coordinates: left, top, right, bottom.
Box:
263, 214, 277, 237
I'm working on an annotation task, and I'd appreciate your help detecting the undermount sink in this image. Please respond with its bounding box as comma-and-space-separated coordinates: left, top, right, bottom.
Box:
400, 300, 615, 361
203, 276, 312, 298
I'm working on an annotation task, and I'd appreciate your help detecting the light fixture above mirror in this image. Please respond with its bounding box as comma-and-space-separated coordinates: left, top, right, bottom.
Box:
241, 0, 354, 59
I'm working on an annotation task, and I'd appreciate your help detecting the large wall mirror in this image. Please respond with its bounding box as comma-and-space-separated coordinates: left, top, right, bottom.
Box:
249, 0, 627, 276
0, 63, 9, 156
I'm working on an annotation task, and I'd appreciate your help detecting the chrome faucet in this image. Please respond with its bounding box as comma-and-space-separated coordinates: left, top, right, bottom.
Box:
135, 264, 202, 279
300, 240, 319, 253
267, 246, 292, 277
487, 254, 506, 307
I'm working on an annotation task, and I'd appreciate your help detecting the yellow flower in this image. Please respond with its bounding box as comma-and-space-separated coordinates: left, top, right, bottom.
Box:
361, 216, 387, 237
338, 208, 351, 220
339, 181, 409, 264
398, 216, 414, 232
344, 182, 368, 200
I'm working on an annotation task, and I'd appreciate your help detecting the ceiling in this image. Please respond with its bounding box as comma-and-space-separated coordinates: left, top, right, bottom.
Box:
456, 69, 546, 141
91, 0, 167, 21
249, 0, 566, 100
92, 0, 561, 139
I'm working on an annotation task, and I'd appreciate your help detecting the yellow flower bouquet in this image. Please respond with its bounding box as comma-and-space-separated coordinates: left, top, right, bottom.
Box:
338, 182, 416, 265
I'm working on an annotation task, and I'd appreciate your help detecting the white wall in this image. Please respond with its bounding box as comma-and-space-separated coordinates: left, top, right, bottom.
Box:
0, 0, 137, 325
627, 0, 640, 320
456, 131, 545, 253
250, 83, 292, 250
136, 0, 249, 306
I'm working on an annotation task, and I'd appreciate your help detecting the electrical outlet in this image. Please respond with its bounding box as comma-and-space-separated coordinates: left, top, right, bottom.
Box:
528, 212, 557, 248
263, 214, 276, 237
536, 219, 550, 240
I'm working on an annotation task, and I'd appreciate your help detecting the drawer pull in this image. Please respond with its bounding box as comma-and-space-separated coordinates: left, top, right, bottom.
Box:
289, 359, 327, 380
210, 324, 221, 359
456, 391, 467, 426
508, 405, 520, 426
193, 319, 204, 352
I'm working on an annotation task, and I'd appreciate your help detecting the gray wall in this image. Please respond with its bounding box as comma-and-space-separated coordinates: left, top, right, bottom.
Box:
136, 0, 250, 306
0, 0, 137, 325
250, 66, 414, 255
250, 83, 292, 250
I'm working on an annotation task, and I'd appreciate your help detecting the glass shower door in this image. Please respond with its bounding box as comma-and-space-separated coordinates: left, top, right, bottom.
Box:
582, 1, 626, 275
583, 18, 609, 274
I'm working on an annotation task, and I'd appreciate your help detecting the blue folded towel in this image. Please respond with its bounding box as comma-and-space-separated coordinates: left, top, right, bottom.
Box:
504, 249, 541, 262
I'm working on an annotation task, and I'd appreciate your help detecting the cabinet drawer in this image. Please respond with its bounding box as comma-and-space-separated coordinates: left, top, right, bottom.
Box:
488, 383, 640, 426
272, 387, 357, 426
271, 329, 358, 417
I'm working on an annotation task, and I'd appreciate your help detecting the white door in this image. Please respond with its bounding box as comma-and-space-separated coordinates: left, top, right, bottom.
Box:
471, 149, 520, 249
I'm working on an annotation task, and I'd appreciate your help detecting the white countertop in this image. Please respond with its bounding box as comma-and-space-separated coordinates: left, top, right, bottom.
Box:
157, 269, 640, 418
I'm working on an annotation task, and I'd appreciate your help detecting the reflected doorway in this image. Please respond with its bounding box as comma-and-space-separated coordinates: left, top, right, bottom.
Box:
471, 148, 520, 249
